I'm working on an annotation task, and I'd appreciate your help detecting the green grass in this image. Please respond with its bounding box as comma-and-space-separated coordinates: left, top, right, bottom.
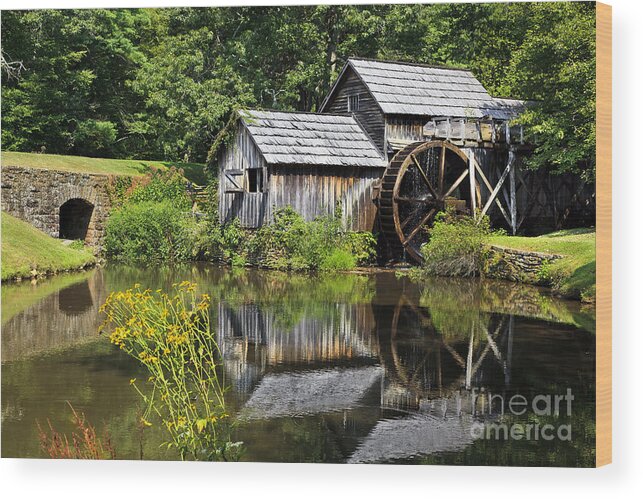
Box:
1, 212, 96, 281
489, 228, 596, 301
1, 151, 207, 184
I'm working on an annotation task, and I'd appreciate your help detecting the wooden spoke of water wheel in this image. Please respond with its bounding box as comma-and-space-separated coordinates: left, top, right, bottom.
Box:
379, 140, 480, 264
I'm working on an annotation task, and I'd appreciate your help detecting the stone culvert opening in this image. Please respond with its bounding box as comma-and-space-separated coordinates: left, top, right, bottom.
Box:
59, 198, 94, 241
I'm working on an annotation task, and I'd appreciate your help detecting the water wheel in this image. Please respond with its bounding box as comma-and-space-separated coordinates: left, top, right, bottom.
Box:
379, 140, 480, 264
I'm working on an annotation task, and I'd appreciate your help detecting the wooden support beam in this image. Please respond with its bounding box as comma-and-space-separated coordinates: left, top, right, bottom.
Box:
474, 159, 512, 225
477, 157, 512, 224
443, 168, 469, 198
468, 150, 477, 216
439, 144, 446, 192
509, 148, 517, 234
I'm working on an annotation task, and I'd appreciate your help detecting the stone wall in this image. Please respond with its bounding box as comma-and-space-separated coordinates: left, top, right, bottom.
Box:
1, 165, 113, 248
485, 245, 561, 284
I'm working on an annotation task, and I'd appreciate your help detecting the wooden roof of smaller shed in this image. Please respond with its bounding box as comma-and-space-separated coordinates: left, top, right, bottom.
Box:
240, 109, 387, 168
323, 58, 524, 119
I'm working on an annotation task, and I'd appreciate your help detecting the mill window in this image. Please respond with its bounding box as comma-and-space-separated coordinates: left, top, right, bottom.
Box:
247, 168, 264, 193
348, 93, 360, 112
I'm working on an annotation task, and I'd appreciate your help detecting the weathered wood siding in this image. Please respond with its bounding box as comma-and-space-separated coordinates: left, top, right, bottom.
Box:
323, 67, 386, 153
385, 115, 427, 147
463, 147, 595, 233
219, 123, 269, 227
267, 165, 382, 232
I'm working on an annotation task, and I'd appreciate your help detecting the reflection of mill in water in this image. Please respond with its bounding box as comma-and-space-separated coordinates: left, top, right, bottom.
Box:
380, 292, 514, 412
216, 279, 516, 463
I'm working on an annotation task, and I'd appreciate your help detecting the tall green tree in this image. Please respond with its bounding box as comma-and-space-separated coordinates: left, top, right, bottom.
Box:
1, 4, 596, 176
1, 9, 146, 157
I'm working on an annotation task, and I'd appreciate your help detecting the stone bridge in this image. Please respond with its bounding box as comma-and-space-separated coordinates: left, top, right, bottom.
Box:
1, 165, 113, 247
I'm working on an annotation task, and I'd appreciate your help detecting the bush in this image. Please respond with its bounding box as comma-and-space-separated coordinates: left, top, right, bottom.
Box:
320, 249, 357, 271
125, 167, 191, 210
344, 231, 377, 266
240, 207, 374, 271
105, 201, 198, 262
421, 210, 492, 277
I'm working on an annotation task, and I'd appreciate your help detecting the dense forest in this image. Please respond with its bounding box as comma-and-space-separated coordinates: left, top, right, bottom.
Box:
1, 2, 596, 179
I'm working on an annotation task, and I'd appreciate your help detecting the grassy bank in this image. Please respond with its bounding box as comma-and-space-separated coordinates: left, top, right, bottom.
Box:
1, 151, 206, 184
1, 212, 96, 281
489, 228, 596, 301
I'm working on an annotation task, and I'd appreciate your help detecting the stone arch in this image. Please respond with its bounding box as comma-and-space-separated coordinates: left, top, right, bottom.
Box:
59, 198, 95, 241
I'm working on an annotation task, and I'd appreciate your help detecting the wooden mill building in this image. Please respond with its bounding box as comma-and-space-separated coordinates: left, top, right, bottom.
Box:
217, 58, 594, 262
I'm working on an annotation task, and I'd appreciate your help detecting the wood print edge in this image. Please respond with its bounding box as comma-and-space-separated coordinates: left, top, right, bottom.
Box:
595, 1, 612, 468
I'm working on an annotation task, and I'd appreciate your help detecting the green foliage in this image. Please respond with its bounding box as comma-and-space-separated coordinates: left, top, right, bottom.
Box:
68, 240, 86, 251
421, 210, 493, 278
100, 282, 242, 461
104, 201, 197, 262
125, 167, 191, 210
2, 4, 596, 175
241, 207, 374, 272
319, 249, 357, 272
344, 231, 378, 266
1, 9, 146, 157
73, 120, 118, 157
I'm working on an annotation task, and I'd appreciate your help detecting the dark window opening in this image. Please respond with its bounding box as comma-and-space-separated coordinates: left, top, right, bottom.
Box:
59, 198, 94, 240
348, 94, 360, 112
247, 168, 264, 193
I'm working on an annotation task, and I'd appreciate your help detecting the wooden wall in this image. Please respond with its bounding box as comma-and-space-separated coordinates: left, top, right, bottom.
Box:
323, 67, 387, 153
219, 123, 269, 227
267, 165, 383, 232
464, 147, 595, 233
385, 115, 426, 147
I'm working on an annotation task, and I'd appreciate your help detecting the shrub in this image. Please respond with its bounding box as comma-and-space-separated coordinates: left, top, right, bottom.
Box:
320, 248, 357, 271
105, 201, 197, 262
242, 206, 369, 272
344, 231, 377, 266
421, 210, 492, 277
125, 166, 191, 210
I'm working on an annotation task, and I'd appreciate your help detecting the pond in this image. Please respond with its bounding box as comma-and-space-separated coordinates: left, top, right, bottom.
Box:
1, 264, 596, 466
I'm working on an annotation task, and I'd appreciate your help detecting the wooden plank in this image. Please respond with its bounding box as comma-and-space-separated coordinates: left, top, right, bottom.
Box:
595, 1, 612, 468
474, 159, 511, 225
468, 150, 477, 215
478, 157, 512, 224
411, 154, 438, 199
509, 149, 517, 234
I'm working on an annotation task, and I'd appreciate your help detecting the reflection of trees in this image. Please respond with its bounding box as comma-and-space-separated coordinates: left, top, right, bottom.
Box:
2, 264, 596, 464
419, 276, 595, 332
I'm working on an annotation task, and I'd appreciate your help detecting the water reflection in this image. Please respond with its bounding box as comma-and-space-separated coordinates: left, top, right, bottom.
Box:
1, 265, 595, 465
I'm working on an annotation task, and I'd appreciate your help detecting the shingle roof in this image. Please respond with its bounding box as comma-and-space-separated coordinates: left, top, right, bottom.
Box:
485, 97, 527, 120
333, 58, 523, 119
240, 109, 387, 168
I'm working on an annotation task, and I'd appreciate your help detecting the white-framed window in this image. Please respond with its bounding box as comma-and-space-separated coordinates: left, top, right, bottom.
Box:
348, 93, 360, 112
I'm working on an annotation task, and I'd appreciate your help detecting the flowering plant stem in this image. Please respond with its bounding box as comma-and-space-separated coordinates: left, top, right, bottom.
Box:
100, 281, 242, 461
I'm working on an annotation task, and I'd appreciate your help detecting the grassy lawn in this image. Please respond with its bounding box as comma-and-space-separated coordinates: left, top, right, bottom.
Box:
1, 212, 96, 281
489, 228, 596, 302
1, 151, 207, 184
